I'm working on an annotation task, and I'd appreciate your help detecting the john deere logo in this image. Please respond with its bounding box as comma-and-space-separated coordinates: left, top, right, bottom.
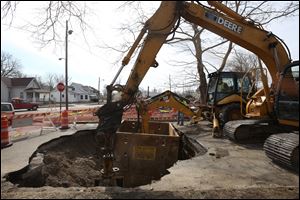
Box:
205, 11, 243, 34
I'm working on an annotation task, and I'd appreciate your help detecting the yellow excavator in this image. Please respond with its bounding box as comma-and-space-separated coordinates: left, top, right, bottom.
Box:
205, 70, 256, 137
95, 1, 299, 179
135, 90, 199, 133
135, 70, 256, 135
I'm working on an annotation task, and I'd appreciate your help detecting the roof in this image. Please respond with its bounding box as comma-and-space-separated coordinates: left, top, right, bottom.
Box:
10, 77, 34, 86
70, 82, 98, 94
25, 89, 50, 93
1, 77, 12, 87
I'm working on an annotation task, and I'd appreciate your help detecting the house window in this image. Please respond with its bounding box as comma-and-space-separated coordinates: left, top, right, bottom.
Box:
81, 95, 83, 99
20, 92, 24, 98
72, 88, 75, 91
51, 94, 53, 97
62, 94, 64, 98
74, 94, 76, 98
85, 95, 88, 99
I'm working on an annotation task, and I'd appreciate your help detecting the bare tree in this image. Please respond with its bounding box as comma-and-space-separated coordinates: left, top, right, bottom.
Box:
44, 73, 57, 91
42, 73, 65, 90
1, 51, 24, 77
1, 1, 91, 48
33, 75, 46, 88
53, 74, 65, 84
41, 73, 65, 102
226, 50, 258, 73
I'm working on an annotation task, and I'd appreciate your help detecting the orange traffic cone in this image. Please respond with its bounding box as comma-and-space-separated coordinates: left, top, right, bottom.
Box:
60, 110, 69, 129
1, 116, 13, 148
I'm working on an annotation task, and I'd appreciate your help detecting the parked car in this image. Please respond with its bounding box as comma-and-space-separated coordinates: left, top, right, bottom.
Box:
1, 102, 15, 126
11, 98, 39, 111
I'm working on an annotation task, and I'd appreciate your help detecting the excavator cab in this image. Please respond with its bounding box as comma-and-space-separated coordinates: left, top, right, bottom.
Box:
207, 71, 253, 107
205, 71, 254, 130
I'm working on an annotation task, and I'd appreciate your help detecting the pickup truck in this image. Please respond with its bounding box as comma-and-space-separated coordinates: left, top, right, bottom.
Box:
11, 98, 39, 111
1, 102, 15, 126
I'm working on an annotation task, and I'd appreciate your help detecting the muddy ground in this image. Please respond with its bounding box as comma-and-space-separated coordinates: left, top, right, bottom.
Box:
1, 121, 299, 199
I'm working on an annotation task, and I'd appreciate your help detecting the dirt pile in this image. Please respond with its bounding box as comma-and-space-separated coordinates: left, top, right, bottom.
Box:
6, 130, 102, 187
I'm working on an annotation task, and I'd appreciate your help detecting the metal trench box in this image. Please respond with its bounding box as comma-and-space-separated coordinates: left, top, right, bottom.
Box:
112, 120, 180, 187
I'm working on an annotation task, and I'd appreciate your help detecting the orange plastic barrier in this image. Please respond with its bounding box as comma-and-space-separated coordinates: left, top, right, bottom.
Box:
1, 116, 13, 148
60, 110, 69, 129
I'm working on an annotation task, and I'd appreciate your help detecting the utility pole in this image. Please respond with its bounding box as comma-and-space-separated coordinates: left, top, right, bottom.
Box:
147, 86, 150, 98
169, 74, 172, 91
65, 20, 73, 110
183, 77, 185, 94
65, 20, 69, 110
98, 77, 100, 104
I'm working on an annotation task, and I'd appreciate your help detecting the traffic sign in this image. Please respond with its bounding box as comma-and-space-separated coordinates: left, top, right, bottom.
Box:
57, 82, 65, 92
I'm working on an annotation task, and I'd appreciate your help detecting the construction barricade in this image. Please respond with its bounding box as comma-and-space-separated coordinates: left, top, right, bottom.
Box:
1, 116, 13, 149
60, 110, 69, 129
70, 108, 99, 129
40, 112, 59, 135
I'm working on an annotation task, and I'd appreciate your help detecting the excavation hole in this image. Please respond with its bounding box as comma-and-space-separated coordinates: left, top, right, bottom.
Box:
6, 123, 206, 188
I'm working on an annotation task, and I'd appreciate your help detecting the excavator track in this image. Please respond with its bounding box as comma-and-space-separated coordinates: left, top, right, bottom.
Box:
264, 133, 299, 170
224, 119, 276, 143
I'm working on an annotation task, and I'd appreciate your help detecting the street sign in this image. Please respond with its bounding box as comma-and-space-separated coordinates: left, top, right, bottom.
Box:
57, 82, 65, 92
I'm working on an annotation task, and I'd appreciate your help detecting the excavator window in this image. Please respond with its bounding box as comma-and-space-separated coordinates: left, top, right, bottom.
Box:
237, 76, 251, 93
207, 76, 218, 104
277, 63, 299, 121
207, 73, 250, 105
217, 78, 234, 93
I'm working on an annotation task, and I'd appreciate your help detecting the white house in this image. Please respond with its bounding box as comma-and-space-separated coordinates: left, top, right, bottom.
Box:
50, 82, 99, 103
1, 77, 49, 102
1, 77, 10, 102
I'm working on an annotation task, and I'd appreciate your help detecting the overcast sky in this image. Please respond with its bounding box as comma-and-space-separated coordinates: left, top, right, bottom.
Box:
1, 1, 299, 93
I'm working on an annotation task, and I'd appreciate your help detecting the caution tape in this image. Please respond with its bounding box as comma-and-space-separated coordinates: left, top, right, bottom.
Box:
13, 107, 99, 120
14, 112, 59, 119
14, 113, 43, 119
68, 107, 98, 115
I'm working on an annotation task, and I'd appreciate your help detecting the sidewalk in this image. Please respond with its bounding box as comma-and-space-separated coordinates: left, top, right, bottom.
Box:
9, 125, 41, 142
8, 122, 98, 143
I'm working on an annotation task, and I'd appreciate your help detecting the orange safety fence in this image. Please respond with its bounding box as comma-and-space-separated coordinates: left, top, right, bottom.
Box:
11, 107, 100, 128
123, 107, 178, 121
70, 108, 99, 124
13, 106, 180, 128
